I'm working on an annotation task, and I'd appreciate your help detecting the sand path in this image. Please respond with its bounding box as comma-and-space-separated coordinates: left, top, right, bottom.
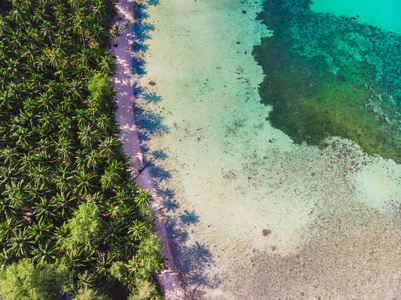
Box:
111, 0, 186, 298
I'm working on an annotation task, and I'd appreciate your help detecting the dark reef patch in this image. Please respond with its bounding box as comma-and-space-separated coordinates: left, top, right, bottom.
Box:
253, 0, 401, 162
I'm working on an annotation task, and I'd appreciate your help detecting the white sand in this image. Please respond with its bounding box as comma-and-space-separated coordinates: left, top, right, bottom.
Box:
111, 0, 186, 298
128, 0, 401, 298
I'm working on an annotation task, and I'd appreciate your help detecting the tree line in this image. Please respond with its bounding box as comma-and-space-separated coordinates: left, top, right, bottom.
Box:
0, 0, 164, 298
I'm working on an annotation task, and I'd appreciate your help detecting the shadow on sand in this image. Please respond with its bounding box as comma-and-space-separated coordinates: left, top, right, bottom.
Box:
131, 1, 221, 297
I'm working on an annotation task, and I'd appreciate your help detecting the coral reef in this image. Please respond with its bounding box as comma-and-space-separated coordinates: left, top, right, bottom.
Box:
254, 0, 401, 162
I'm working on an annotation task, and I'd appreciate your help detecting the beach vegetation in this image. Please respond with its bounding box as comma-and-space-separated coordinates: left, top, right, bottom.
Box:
0, 0, 165, 298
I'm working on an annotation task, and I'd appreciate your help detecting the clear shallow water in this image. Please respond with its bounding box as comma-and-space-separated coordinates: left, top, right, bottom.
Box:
133, 0, 401, 298
311, 0, 401, 34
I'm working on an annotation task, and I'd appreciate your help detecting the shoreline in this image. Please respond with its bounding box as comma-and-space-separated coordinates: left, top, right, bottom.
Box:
120, 0, 401, 298
111, 0, 187, 298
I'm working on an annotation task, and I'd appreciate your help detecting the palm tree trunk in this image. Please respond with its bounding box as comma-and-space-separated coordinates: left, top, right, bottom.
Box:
81, 31, 86, 47
66, 153, 73, 165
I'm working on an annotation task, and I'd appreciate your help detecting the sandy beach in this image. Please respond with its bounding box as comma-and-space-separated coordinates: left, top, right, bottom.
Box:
111, 0, 186, 298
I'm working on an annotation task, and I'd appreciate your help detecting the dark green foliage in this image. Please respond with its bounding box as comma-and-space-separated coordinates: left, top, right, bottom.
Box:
73, 287, 111, 300
254, 0, 401, 162
0, 0, 165, 298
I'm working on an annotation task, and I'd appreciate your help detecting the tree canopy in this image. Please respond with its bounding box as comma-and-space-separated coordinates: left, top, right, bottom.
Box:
0, 259, 74, 300
0, 0, 165, 298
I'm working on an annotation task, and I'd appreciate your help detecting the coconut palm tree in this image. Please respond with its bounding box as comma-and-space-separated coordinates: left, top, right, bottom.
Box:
72, 10, 86, 47
53, 191, 77, 218
99, 168, 119, 191
36, 137, 56, 162
65, 248, 92, 270
134, 190, 151, 209
75, 109, 90, 129
96, 114, 112, 135
20, 153, 37, 173
2, 180, 26, 210
103, 220, 127, 245
40, 20, 54, 45
98, 53, 116, 75
55, 137, 75, 165
53, 222, 69, 243
11, 125, 33, 149
0, 198, 18, 219
60, 96, 76, 112
95, 253, 111, 277
68, 79, 86, 101
29, 220, 54, 242
0, 146, 19, 165
0, 249, 13, 269
33, 197, 57, 223
54, 167, 75, 192
32, 243, 59, 264
76, 170, 97, 196
0, 218, 21, 244
86, 192, 105, 208
0, 0, 165, 296
91, 0, 108, 23
0, 165, 20, 186
78, 126, 98, 151
91, 24, 110, 47
85, 150, 102, 173
98, 136, 119, 160
128, 220, 146, 242
29, 165, 51, 189
58, 119, 75, 140
7, 228, 34, 258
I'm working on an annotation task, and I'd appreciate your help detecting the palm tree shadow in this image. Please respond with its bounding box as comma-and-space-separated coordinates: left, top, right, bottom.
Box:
147, 0, 159, 5
144, 92, 162, 103
133, 82, 144, 96
159, 188, 179, 212
165, 216, 221, 297
132, 41, 148, 52
180, 210, 199, 225
135, 107, 169, 137
149, 164, 171, 182
135, 3, 149, 19
132, 57, 146, 75
132, 3, 154, 43
131, 0, 221, 296
151, 150, 167, 160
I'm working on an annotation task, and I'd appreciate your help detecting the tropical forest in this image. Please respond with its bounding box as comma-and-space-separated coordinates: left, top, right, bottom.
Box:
0, 0, 165, 298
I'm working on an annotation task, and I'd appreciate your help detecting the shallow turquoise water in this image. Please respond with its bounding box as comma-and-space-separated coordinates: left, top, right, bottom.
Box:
311, 0, 401, 34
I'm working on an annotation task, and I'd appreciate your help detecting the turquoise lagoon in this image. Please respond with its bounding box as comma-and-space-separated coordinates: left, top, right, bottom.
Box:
134, 0, 401, 298
311, 0, 401, 34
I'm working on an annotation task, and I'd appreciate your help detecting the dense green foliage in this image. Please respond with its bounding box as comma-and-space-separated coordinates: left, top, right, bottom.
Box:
254, 0, 401, 162
0, 259, 74, 299
0, 0, 164, 298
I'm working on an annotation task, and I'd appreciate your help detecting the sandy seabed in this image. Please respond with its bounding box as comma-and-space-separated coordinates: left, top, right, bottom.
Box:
121, 0, 401, 299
